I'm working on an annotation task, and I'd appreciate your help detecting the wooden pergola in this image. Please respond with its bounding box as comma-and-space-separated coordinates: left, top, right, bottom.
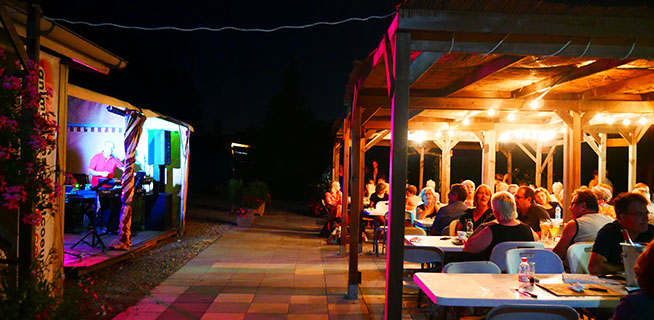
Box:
336, 1, 654, 318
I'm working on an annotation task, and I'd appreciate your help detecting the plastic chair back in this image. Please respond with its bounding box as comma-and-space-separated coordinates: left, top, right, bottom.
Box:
505, 248, 564, 274
566, 242, 593, 274
442, 261, 501, 274
490, 241, 545, 273
448, 219, 459, 236
486, 304, 579, 320
404, 246, 444, 269
405, 227, 427, 236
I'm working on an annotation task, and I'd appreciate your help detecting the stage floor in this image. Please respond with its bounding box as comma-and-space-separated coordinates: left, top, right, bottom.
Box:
64, 229, 176, 275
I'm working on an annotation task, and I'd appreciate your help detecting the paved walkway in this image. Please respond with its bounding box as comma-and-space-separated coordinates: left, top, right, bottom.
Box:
114, 207, 428, 320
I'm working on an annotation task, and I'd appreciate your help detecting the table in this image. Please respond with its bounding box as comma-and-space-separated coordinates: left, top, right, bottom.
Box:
405, 236, 556, 252
414, 273, 625, 308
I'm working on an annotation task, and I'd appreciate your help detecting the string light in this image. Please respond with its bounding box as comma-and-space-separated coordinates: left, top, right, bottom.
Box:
639, 117, 647, 125
498, 130, 558, 142
507, 112, 516, 121
529, 99, 541, 109
409, 130, 426, 143
488, 109, 496, 116
462, 117, 470, 126
435, 131, 442, 138
623, 118, 631, 126
606, 117, 615, 125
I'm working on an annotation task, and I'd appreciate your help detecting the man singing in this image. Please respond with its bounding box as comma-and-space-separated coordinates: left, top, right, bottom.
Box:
89, 141, 124, 187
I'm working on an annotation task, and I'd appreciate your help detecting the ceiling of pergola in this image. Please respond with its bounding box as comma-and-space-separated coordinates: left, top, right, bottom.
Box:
346, 1, 654, 149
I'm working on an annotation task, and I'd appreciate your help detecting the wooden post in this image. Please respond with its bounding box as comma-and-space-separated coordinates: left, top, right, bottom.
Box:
628, 135, 637, 190
332, 142, 339, 182
598, 133, 607, 186
506, 149, 513, 184
562, 111, 582, 221
547, 152, 554, 192
385, 31, 410, 320
481, 131, 496, 189
419, 147, 425, 190
535, 140, 542, 187
347, 99, 362, 299
340, 118, 351, 255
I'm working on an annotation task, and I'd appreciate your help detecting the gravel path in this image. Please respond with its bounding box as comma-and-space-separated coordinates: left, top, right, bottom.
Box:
66, 205, 235, 319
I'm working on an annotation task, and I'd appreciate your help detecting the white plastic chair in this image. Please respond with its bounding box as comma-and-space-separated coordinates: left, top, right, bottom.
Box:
486, 304, 579, 320
448, 219, 459, 236
405, 227, 427, 236
566, 242, 594, 274
490, 241, 544, 273
403, 246, 444, 309
442, 261, 501, 274
505, 248, 564, 274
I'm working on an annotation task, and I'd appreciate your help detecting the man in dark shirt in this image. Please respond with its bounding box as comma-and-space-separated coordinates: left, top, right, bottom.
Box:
589, 192, 654, 274
430, 184, 468, 235
515, 186, 550, 235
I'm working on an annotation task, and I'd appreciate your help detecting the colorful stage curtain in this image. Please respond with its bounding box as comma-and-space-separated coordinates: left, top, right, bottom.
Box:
110, 110, 145, 250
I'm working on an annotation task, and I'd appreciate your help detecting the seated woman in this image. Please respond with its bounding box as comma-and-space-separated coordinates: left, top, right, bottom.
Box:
370, 182, 389, 209
416, 187, 440, 220
405, 185, 421, 211
535, 187, 560, 218
612, 239, 654, 320
463, 191, 539, 260
456, 184, 493, 232
325, 181, 343, 219
592, 184, 616, 220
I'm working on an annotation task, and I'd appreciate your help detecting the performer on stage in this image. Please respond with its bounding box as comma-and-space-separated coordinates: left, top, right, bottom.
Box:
89, 141, 124, 187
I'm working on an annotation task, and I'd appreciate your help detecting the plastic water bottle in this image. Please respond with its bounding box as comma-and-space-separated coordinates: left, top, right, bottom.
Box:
518, 257, 531, 291
466, 219, 474, 237
555, 206, 562, 220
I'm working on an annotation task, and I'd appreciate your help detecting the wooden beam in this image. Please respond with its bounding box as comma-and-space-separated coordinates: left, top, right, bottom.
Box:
362, 106, 382, 126
385, 31, 410, 320
357, 95, 654, 114
383, 34, 395, 97
581, 73, 654, 100
410, 52, 443, 85
364, 130, 389, 151
340, 117, 351, 256
398, 11, 654, 39
0, 3, 29, 68
410, 40, 654, 60
347, 100, 362, 299
438, 55, 530, 97
584, 133, 600, 155
511, 59, 632, 99
606, 138, 629, 147
598, 133, 608, 186
516, 142, 537, 163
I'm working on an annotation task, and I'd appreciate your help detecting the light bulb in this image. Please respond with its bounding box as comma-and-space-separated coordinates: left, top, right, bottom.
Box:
488, 109, 496, 116
606, 117, 615, 125
639, 117, 647, 125
529, 100, 541, 109
508, 113, 516, 121
463, 118, 470, 126
623, 118, 631, 126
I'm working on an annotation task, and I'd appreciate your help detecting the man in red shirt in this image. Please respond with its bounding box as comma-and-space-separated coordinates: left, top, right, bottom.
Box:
88, 141, 124, 187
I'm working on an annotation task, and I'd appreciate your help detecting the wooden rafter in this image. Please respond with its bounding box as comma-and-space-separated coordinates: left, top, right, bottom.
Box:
358, 95, 654, 114
364, 130, 389, 151
511, 59, 633, 99
361, 106, 382, 126
438, 55, 531, 97
581, 73, 654, 100
411, 40, 654, 60
410, 52, 443, 85
398, 11, 654, 39
0, 3, 29, 68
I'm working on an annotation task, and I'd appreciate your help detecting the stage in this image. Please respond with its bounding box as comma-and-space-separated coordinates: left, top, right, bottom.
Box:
64, 230, 177, 276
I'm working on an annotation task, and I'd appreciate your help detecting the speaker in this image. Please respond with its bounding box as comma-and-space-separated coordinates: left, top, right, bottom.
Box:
145, 192, 172, 231
131, 189, 146, 232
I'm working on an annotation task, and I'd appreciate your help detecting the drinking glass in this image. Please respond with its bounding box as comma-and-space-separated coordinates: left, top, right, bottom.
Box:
550, 220, 561, 241
539, 219, 551, 243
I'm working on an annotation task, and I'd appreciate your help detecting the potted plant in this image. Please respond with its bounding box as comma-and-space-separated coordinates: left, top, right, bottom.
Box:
227, 179, 270, 226
244, 180, 270, 216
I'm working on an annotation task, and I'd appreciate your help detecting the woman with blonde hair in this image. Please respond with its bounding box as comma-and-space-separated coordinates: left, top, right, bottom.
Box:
417, 187, 440, 220
456, 184, 493, 232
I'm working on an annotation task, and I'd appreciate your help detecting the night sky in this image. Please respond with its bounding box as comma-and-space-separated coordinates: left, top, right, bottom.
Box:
42, 0, 654, 195
42, 0, 399, 133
